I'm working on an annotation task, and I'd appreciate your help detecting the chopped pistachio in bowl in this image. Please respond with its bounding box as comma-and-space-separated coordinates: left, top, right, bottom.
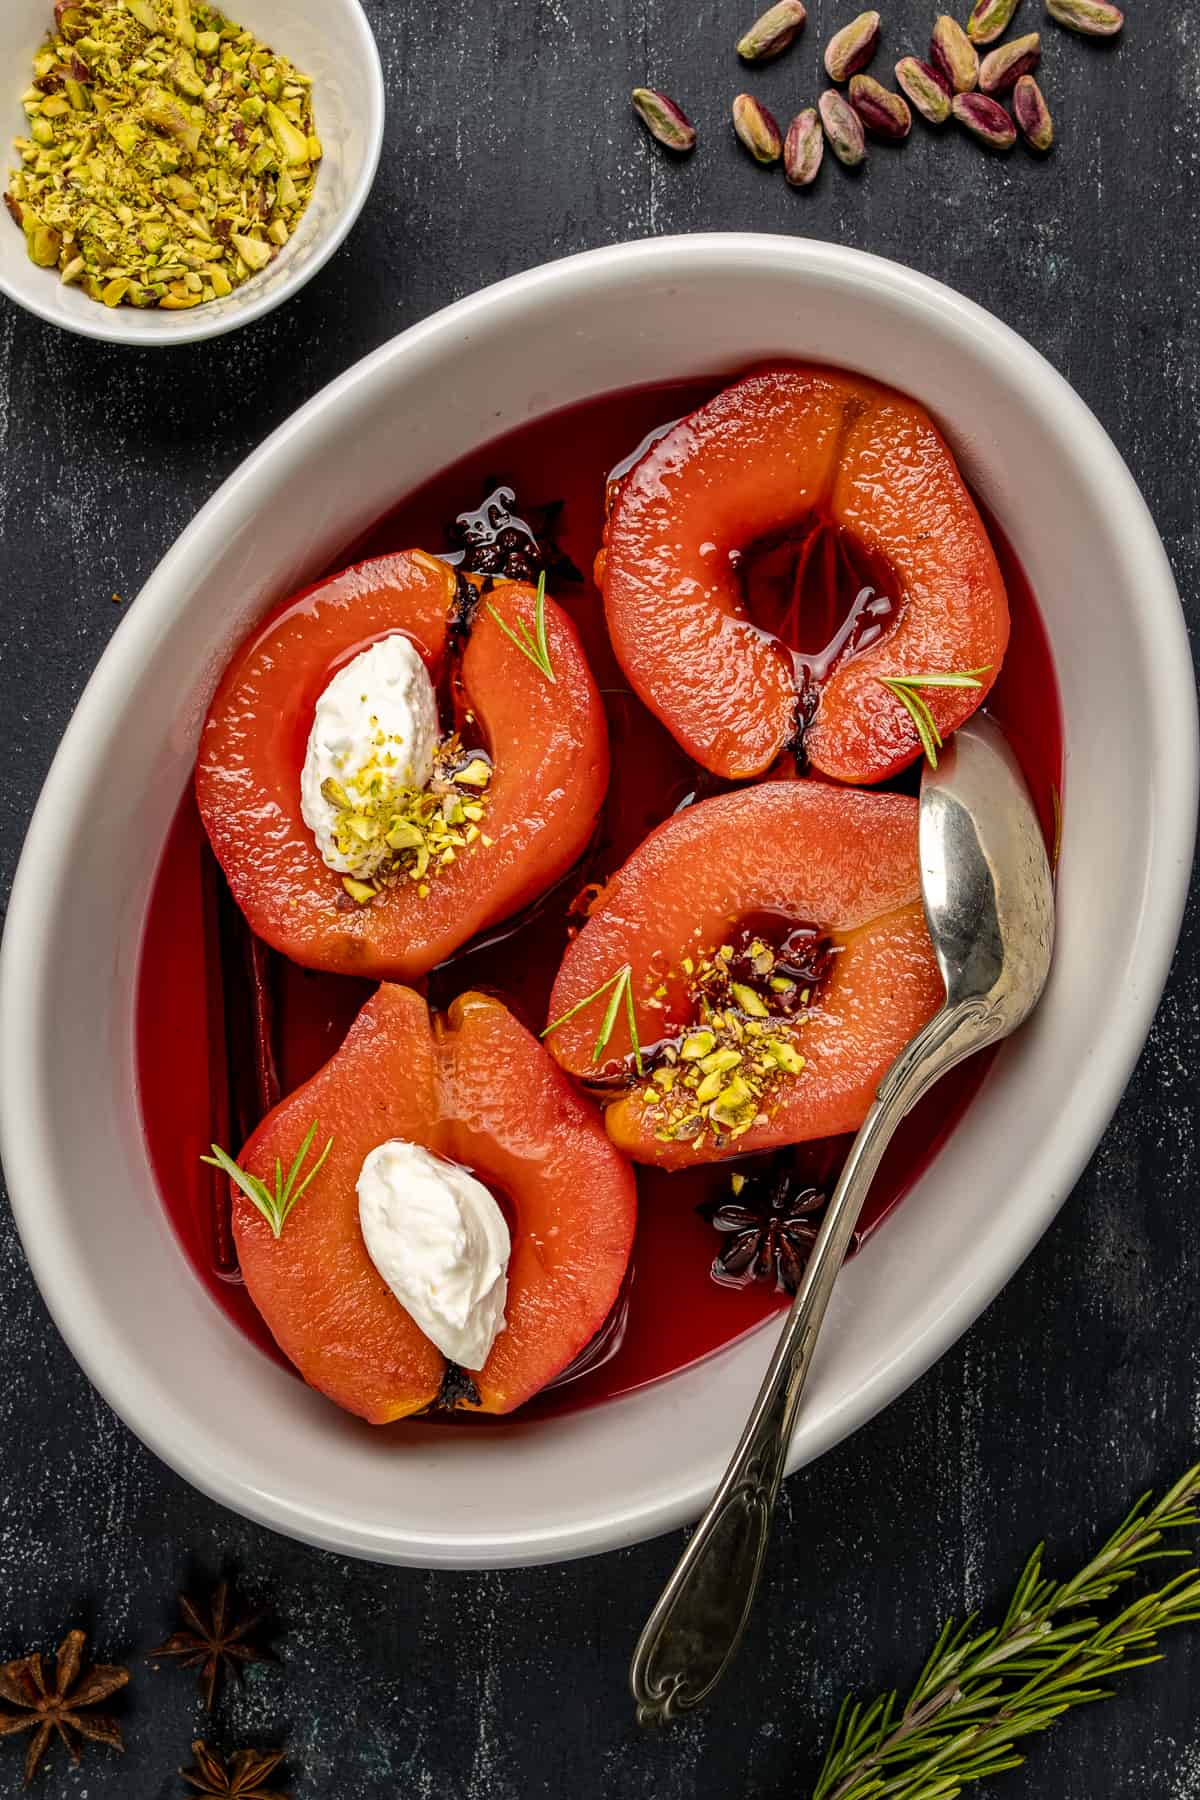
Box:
0, 0, 383, 344
8, 0, 322, 312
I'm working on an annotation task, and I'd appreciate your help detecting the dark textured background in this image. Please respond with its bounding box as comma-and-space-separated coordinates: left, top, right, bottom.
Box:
1, 2, 1198, 1795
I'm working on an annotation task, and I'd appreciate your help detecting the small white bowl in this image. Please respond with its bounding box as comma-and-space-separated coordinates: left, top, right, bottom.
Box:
0, 0, 383, 345
1, 238, 1196, 1566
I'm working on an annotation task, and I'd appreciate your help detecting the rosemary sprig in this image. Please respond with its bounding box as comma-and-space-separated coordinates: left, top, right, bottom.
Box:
542, 964, 644, 1075
201, 1120, 333, 1240
485, 570, 556, 684
813, 1462, 1200, 1800
878, 667, 991, 770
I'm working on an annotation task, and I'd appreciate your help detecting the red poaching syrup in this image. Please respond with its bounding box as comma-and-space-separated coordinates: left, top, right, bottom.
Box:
136, 377, 1064, 1419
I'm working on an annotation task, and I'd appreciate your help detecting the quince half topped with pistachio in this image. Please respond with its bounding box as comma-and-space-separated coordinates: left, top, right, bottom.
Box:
544, 781, 944, 1169
196, 550, 609, 979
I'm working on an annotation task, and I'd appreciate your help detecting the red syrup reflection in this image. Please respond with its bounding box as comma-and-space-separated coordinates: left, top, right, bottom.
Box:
136, 374, 1064, 1417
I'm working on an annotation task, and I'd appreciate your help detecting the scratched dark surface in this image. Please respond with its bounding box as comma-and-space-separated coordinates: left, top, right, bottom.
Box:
1, 1, 1198, 1796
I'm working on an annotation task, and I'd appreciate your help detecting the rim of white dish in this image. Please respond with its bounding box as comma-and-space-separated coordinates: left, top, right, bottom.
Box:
1, 236, 1196, 1564
0, 0, 384, 348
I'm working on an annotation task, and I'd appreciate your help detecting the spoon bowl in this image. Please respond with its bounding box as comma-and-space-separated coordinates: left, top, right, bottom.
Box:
630, 713, 1056, 1724
922, 716, 1056, 1024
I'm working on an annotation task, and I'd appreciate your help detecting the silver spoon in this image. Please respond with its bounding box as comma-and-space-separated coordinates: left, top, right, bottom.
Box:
630, 714, 1056, 1725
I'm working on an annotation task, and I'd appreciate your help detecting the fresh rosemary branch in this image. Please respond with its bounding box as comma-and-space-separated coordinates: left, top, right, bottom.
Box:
542, 963, 644, 1075
813, 1463, 1200, 1800
878, 668, 991, 769
485, 570, 556, 683
202, 1119, 333, 1240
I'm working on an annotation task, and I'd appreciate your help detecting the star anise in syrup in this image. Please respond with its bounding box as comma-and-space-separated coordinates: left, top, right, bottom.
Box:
701, 1158, 830, 1294
444, 484, 582, 585
0, 1629, 128, 1786
151, 1581, 276, 1711
181, 1741, 290, 1799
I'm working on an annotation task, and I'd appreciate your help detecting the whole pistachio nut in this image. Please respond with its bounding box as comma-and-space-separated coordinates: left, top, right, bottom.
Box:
979, 31, 1040, 91
631, 87, 697, 152
967, 0, 1021, 41
736, 0, 807, 61
1012, 72, 1054, 148
783, 108, 824, 184
823, 11, 882, 81
930, 15, 980, 91
848, 73, 912, 138
818, 87, 867, 163
894, 55, 952, 123
732, 92, 784, 162
952, 90, 1017, 146
1045, 0, 1123, 35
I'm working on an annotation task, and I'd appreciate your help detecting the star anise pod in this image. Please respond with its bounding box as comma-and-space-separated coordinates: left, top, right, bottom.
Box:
180, 1741, 290, 1799
0, 1629, 128, 1786
444, 484, 582, 585
151, 1582, 276, 1711
701, 1158, 830, 1294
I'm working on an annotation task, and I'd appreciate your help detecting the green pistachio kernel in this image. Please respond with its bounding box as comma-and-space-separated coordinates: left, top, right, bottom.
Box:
28, 224, 62, 266
765, 1038, 807, 1076
342, 877, 377, 906
730, 981, 770, 1018
637, 931, 828, 1144
694, 1069, 727, 1105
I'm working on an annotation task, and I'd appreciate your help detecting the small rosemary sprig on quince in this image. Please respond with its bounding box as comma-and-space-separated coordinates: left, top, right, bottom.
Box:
542, 963, 643, 1075
813, 1461, 1200, 1800
201, 1121, 332, 1240
485, 571, 556, 684
878, 667, 991, 769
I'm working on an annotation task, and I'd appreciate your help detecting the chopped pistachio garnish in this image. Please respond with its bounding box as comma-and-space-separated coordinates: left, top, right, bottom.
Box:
326, 740, 495, 909
638, 935, 820, 1148
5, 0, 320, 311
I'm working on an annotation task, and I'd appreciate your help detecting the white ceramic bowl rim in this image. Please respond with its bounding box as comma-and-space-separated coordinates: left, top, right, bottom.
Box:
1, 236, 1196, 1565
0, 0, 384, 346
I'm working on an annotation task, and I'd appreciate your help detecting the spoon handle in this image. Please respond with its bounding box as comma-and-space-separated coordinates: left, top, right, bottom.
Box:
629, 1004, 994, 1726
